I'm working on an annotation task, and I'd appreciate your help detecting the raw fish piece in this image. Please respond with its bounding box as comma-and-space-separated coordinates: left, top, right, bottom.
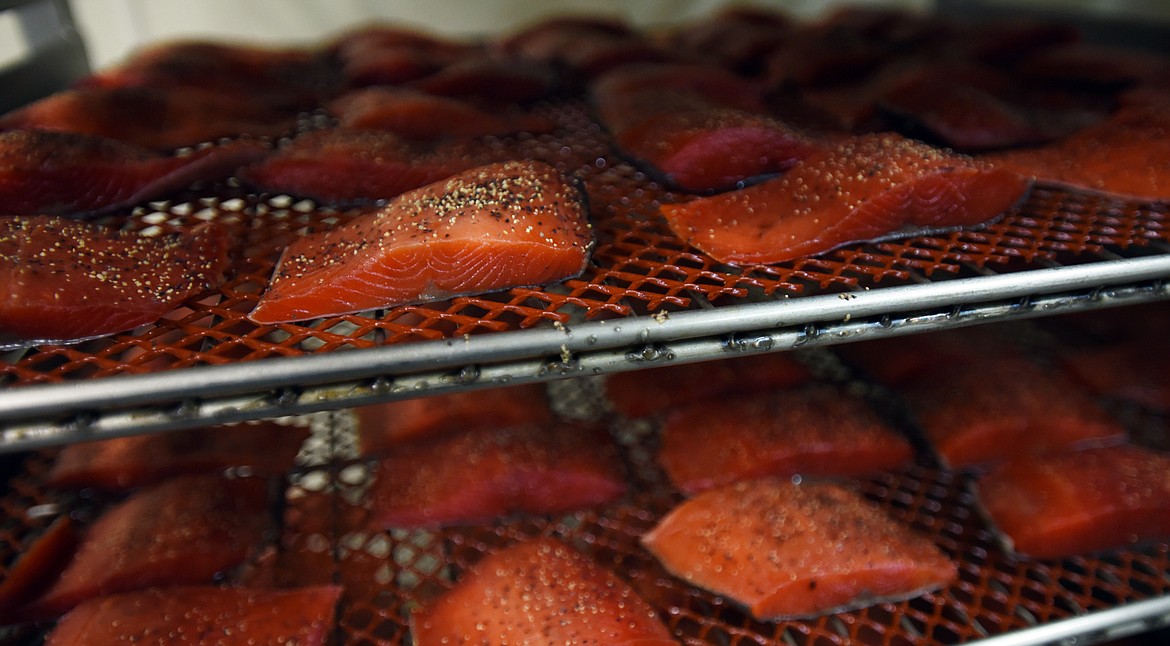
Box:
976, 444, 1170, 558
660, 133, 1031, 265
590, 63, 817, 191
642, 478, 957, 620
329, 88, 553, 140
86, 40, 334, 108
26, 474, 269, 618
877, 63, 1051, 151
668, 7, 793, 73
0, 517, 79, 621
605, 351, 811, 418
658, 386, 914, 493
249, 160, 592, 324
500, 17, 670, 79
237, 128, 481, 204
946, 19, 1079, 66
46, 420, 310, 491
499, 16, 634, 60
409, 55, 559, 104
0, 86, 300, 151
834, 326, 1005, 388
613, 108, 820, 192
985, 105, 1170, 201
0, 130, 268, 216
45, 585, 342, 646
338, 44, 446, 87
903, 353, 1126, 469
411, 538, 675, 645
329, 25, 474, 87
356, 383, 552, 455
1016, 42, 1169, 88
0, 216, 229, 349
591, 62, 769, 131
369, 423, 626, 528
1058, 342, 1170, 412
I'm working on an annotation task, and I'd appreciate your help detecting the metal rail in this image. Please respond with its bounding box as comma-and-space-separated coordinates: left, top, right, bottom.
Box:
2, 254, 1169, 451
969, 595, 1170, 646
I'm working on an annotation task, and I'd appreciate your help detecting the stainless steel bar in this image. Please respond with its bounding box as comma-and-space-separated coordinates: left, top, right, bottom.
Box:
967, 595, 1170, 646
2, 255, 1169, 451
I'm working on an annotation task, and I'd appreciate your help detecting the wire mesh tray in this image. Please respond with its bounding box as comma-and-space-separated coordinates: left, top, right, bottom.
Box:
2, 361, 1169, 646
2, 101, 1170, 449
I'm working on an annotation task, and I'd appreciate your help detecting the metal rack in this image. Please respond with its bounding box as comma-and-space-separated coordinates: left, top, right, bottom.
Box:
1, 6, 1169, 644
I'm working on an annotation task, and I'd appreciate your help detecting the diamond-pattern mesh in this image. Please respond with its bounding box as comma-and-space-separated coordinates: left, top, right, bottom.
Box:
2, 102, 1168, 389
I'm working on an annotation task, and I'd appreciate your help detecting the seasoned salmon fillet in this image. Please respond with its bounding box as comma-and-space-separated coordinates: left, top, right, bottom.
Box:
0, 216, 229, 349
976, 444, 1170, 559
658, 386, 913, 493
411, 538, 675, 645
45, 585, 341, 646
369, 422, 626, 528
642, 478, 957, 620
660, 133, 1030, 265
249, 160, 593, 323
25, 475, 270, 619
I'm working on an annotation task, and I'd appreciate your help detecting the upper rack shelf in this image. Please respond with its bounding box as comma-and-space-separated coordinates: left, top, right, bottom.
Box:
2, 104, 1168, 451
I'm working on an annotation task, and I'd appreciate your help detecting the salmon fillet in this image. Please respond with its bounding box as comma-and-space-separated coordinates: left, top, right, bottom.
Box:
411, 537, 675, 645
0, 216, 229, 349
985, 105, 1170, 201
614, 108, 821, 192
368, 423, 626, 528
45, 585, 341, 646
84, 40, 333, 108
0, 517, 79, 622
249, 160, 593, 324
902, 353, 1127, 469
408, 54, 559, 104
658, 386, 914, 493
356, 383, 552, 455
590, 62, 816, 192
237, 128, 482, 204
605, 352, 811, 419
329, 88, 553, 140
46, 420, 310, 491
0, 86, 300, 151
642, 478, 957, 620
0, 130, 267, 216
26, 475, 270, 619
976, 444, 1170, 559
660, 133, 1031, 265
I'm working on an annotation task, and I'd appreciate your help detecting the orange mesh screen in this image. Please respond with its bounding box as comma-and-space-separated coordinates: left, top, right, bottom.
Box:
2, 102, 1167, 388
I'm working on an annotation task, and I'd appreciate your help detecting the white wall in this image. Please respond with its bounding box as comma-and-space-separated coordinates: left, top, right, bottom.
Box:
69, 0, 933, 70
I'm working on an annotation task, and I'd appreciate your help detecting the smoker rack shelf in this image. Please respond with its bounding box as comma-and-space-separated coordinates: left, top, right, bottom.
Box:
4, 387, 1169, 646
2, 97, 1170, 450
